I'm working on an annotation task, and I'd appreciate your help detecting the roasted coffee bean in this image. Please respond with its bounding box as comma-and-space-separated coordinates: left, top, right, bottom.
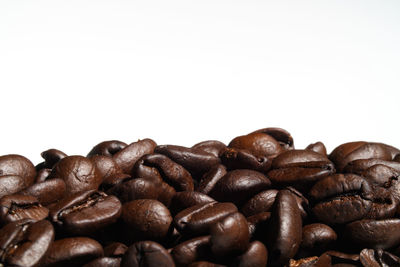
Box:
268, 150, 335, 192
344, 158, 400, 175
49, 155, 102, 196
155, 145, 220, 179
0, 174, 26, 198
192, 140, 227, 157
121, 241, 175, 267
250, 127, 294, 150
329, 142, 393, 172
122, 199, 172, 241
171, 235, 211, 266
288, 256, 319, 267
174, 202, 238, 236
19, 178, 67, 205
0, 194, 49, 225
0, 219, 54, 267
220, 147, 271, 173
40, 148, 67, 169
360, 248, 400, 267
246, 211, 271, 239
209, 169, 271, 206
103, 242, 128, 257
113, 138, 157, 174
107, 177, 160, 203
35, 168, 52, 182
90, 155, 123, 181
240, 189, 278, 217
196, 164, 227, 195
310, 174, 374, 224
134, 153, 194, 191
188, 262, 225, 267
87, 140, 128, 157
231, 241, 268, 267
345, 219, 400, 249
50, 190, 122, 235
40, 237, 103, 267
83, 257, 121, 267
306, 141, 327, 156
210, 212, 249, 257
300, 223, 337, 254
228, 132, 283, 158
0, 154, 36, 187
170, 191, 215, 215
267, 189, 302, 266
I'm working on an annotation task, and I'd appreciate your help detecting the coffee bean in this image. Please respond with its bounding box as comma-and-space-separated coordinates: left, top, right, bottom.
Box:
232, 241, 268, 267
0, 154, 36, 187
121, 241, 175, 267
0, 174, 26, 198
19, 178, 67, 205
196, 164, 227, 195
240, 189, 278, 216
220, 147, 271, 173
306, 141, 327, 156
170, 191, 215, 215
90, 155, 123, 181
87, 140, 127, 157
171, 235, 211, 266
250, 127, 294, 150
40, 148, 67, 169
229, 132, 283, 158
300, 223, 337, 254
192, 140, 227, 158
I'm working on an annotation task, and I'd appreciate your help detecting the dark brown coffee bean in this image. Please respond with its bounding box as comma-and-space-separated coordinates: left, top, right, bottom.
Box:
231, 241, 268, 267
288, 256, 319, 267
300, 223, 337, 254
170, 191, 215, 215
100, 173, 131, 191
209, 169, 271, 206
250, 127, 294, 150
87, 140, 127, 157
0, 175, 26, 198
49, 155, 102, 196
174, 202, 238, 236
197, 164, 227, 195
240, 189, 278, 217
246, 211, 271, 239
345, 219, 400, 249
103, 242, 128, 257
0, 194, 49, 225
0, 154, 36, 187
192, 140, 227, 157
188, 262, 225, 267
220, 147, 271, 173
344, 158, 400, 175
155, 145, 220, 179
40, 148, 67, 169
121, 241, 175, 267
310, 174, 373, 224
50, 190, 122, 235
306, 141, 327, 156
19, 178, 67, 205
35, 168, 52, 182
83, 257, 121, 267
171, 235, 211, 266
360, 248, 400, 267
329, 142, 393, 172
40, 237, 103, 267
135, 153, 194, 191
0, 219, 54, 267
268, 150, 334, 192
229, 132, 283, 158
90, 155, 123, 181
267, 189, 302, 266
113, 138, 156, 174
107, 177, 160, 203
210, 212, 249, 257
122, 199, 172, 241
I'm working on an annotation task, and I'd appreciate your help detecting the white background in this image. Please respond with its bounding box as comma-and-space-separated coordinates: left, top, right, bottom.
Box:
1, 0, 399, 165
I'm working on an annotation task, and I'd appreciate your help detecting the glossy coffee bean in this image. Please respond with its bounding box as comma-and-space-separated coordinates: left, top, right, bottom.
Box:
40, 237, 103, 267
0, 219, 54, 267
174, 201, 238, 236
35, 168, 52, 182
188, 262, 225, 267
196, 164, 227, 195
50, 190, 122, 235
134, 153, 194, 191
170, 191, 215, 215
310, 174, 373, 224
103, 242, 128, 257
209, 169, 271, 206
345, 219, 400, 249
113, 138, 157, 174
49, 155, 102, 196
359, 248, 400, 267
210, 212, 250, 257
306, 141, 327, 156
83, 257, 121, 267
0, 174, 26, 198
171, 235, 211, 266
344, 158, 400, 175
40, 148, 67, 169
220, 147, 271, 173
267, 189, 302, 266
300, 223, 337, 254
228, 132, 283, 158
155, 145, 220, 179
250, 127, 294, 150
122, 199, 172, 241
0, 194, 49, 225
87, 140, 128, 157
107, 177, 160, 203
90, 155, 123, 181
232, 241, 268, 267
192, 140, 227, 157
0, 154, 36, 187
246, 211, 271, 239
121, 241, 175, 267
19, 178, 67, 205
240, 189, 278, 217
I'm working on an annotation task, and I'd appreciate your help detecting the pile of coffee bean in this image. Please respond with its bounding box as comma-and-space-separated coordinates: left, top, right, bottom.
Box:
1, 127, 400, 267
